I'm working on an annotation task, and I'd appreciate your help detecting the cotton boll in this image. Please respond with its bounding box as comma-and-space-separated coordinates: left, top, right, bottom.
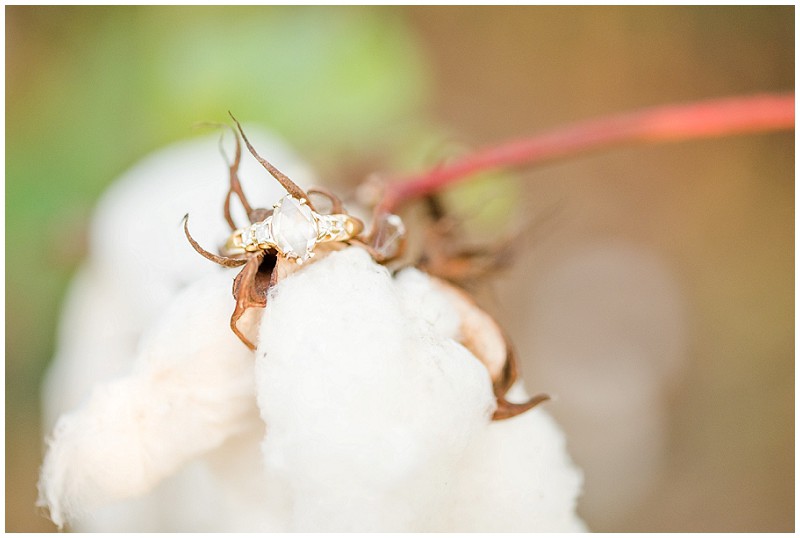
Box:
38, 271, 262, 528
255, 247, 497, 531
40, 127, 586, 531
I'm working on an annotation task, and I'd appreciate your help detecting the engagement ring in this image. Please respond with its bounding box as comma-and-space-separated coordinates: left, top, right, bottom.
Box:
223, 194, 364, 263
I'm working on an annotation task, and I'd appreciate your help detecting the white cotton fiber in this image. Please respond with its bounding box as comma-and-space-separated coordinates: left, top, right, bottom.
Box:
254, 247, 585, 531
38, 272, 261, 528
256, 247, 496, 531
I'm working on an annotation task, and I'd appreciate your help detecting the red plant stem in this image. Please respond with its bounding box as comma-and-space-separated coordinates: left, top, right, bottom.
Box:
378, 93, 794, 214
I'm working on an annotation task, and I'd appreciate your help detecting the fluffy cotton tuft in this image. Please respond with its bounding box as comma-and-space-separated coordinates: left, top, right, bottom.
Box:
38, 272, 261, 528
39, 129, 316, 531
255, 247, 584, 531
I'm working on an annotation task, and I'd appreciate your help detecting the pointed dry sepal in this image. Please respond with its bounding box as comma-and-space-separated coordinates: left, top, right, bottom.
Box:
195, 121, 253, 230
491, 341, 549, 421
219, 123, 253, 230
493, 393, 550, 421
228, 112, 314, 210
182, 215, 248, 268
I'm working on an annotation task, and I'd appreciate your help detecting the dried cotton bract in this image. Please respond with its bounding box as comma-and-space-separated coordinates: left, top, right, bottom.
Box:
38, 128, 585, 531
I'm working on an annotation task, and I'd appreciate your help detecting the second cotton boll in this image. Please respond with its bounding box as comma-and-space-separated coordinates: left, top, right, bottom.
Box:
255, 247, 586, 531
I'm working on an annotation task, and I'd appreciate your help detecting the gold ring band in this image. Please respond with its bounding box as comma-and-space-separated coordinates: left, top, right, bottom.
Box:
222, 194, 363, 263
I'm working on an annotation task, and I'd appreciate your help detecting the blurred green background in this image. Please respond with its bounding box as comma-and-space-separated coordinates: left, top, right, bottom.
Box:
6, 6, 793, 532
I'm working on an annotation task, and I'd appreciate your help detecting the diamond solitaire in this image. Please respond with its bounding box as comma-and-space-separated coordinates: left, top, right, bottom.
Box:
223, 194, 364, 263
271, 196, 318, 261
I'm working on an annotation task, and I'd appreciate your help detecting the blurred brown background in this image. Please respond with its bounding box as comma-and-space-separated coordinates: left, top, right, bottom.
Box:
6, 6, 793, 532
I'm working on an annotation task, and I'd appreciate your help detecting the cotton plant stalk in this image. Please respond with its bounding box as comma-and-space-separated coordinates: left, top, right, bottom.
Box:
38, 129, 585, 531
